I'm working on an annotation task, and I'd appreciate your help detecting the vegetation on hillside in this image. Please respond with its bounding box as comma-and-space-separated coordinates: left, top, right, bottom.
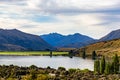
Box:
76, 39, 120, 57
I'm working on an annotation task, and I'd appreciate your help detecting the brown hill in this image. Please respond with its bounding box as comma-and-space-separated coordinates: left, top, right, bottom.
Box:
77, 39, 120, 57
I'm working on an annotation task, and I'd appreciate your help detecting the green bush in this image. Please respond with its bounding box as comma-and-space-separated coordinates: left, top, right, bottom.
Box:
68, 68, 77, 74
58, 67, 66, 71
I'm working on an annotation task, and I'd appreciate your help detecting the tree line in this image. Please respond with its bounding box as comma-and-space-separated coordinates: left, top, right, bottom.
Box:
82, 50, 97, 60
94, 54, 120, 74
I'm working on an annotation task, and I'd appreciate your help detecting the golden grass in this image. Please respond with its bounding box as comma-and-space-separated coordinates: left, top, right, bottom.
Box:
78, 39, 120, 57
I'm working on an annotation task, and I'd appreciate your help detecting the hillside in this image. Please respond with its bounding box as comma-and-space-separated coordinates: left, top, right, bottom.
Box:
41, 33, 64, 46
99, 29, 120, 41
41, 33, 95, 48
77, 39, 120, 57
0, 29, 54, 51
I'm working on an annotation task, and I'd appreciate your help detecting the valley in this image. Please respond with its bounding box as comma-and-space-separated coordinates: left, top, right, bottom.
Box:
0, 29, 119, 80
0, 0, 120, 79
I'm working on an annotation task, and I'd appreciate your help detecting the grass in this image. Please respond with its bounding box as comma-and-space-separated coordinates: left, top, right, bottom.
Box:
0, 51, 69, 56
77, 39, 120, 57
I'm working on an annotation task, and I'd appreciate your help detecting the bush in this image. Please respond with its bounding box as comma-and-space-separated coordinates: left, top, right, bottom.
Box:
58, 67, 66, 71
29, 65, 38, 69
68, 68, 77, 74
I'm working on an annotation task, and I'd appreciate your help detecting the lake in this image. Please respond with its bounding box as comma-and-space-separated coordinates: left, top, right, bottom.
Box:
0, 56, 94, 70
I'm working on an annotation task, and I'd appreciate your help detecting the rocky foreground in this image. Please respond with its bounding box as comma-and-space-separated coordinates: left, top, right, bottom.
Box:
0, 65, 119, 80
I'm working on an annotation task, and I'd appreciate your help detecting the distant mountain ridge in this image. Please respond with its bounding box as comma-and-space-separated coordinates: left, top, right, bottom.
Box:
41, 33, 95, 48
1, 28, 120, 51
99, 29, 120, 41
0, 29, 54, 51
41, 33, 64, 46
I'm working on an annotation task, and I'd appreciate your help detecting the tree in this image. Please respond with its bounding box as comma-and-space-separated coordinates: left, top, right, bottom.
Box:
100, 56, 106, 74
112, 54, 119, 74
92, 51, 97, 60
82, 49, 86, 59
94, 59, 100, 74
50, 51, 52, 57
29, 65, 38, 69
110, 61, 114, 73
69, 50, 73, 58
104, 62, 111, 75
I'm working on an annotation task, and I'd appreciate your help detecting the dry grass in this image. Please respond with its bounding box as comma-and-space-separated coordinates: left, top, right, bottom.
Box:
78, 39, 120, 57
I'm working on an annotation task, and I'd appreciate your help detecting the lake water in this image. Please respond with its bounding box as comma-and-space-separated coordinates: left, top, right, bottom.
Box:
0, 56, 94, 71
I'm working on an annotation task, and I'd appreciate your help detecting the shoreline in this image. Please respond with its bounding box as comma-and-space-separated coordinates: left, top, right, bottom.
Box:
0, 51, 69, 56
0, 65, 119, 80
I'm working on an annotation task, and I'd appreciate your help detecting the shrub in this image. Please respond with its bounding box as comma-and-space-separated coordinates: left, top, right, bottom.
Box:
29, 65, 38, 69
68, 68, 77, 74
58, 67, 66, 71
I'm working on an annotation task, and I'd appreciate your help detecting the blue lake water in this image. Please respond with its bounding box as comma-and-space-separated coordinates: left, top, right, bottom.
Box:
0, 56, 94, 70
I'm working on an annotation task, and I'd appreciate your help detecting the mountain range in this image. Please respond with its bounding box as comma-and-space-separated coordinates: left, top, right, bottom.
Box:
41, 29, 120, 48
41, 33, 95, 48
0, 29, 54, 51
0, 29, 120, 51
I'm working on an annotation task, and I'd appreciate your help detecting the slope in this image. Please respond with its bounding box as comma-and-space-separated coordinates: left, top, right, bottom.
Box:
41, 33, 94, 48
77, 39, 120, 57
0, 29, 54, 51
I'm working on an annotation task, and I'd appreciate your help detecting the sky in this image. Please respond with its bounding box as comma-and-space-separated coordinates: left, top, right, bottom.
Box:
0, 0, 120, 39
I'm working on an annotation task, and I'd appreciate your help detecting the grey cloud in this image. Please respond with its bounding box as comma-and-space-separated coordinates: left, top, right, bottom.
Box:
32, 0, 120, 15
0, 0, 27, 6
1, 0, 120, 15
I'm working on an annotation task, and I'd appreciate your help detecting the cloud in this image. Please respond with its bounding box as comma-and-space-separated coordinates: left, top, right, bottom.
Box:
25, 0, 120, 15
0, 0, 120, 39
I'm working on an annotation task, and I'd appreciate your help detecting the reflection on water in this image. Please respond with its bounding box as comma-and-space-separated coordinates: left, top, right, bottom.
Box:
0, 56, 94, 70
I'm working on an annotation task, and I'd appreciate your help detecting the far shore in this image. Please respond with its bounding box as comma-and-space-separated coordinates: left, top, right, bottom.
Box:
0, 51, 69, 56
